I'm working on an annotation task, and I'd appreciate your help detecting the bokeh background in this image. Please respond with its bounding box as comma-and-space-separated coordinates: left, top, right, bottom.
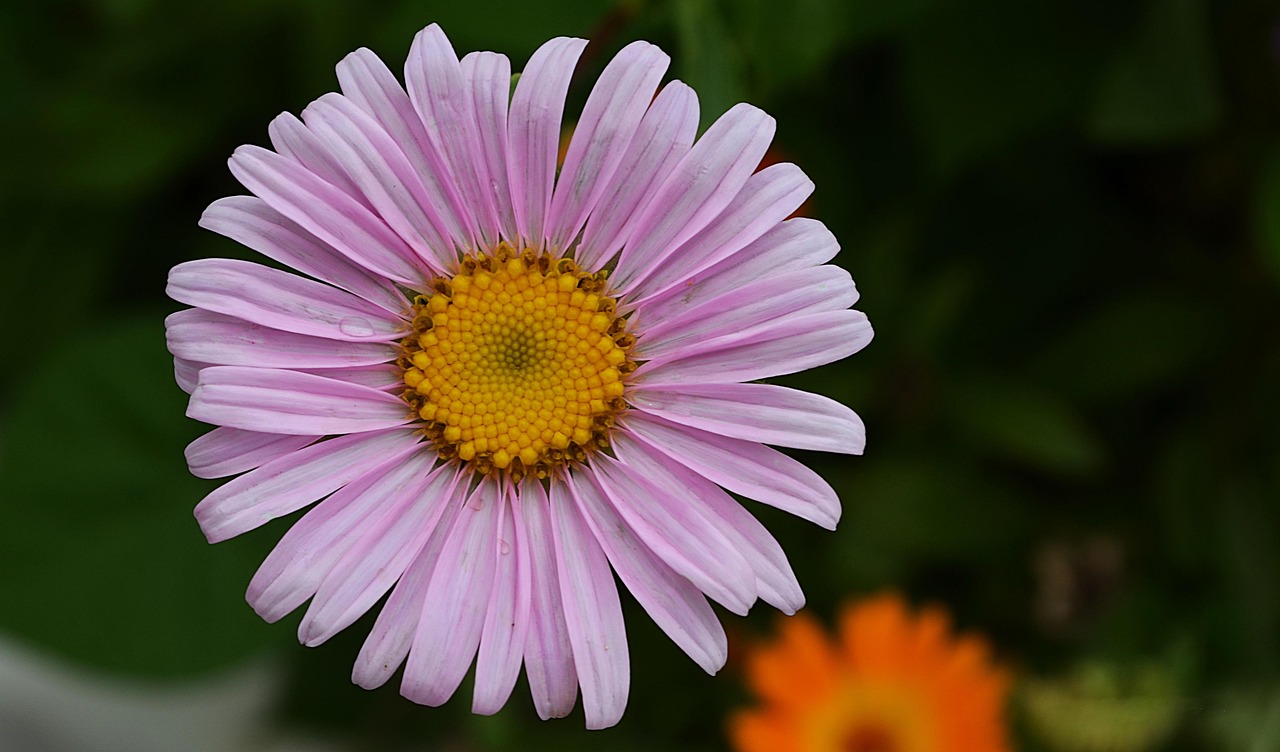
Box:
2, 0, 1279, 749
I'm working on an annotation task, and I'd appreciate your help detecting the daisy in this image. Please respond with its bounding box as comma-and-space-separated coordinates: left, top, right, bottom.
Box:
167, 23, 871, 729
729, 593, 1012, 751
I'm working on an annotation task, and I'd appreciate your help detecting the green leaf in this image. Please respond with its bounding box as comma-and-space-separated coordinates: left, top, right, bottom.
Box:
944, 373, 1105, 479
1089, 0, 1220, 145
0, 316, 282, 677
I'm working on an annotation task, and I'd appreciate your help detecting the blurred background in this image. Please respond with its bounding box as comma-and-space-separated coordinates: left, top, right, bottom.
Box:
2, 0, 1279, 749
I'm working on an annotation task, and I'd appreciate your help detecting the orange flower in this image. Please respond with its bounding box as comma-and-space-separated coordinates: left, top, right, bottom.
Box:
730, 593, 1013, 752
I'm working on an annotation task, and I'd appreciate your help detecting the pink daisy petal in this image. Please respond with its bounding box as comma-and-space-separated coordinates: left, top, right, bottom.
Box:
267, 111, 374, 212
167, 259, 403, 342
636, 309, 873, 384
549, 481, 629, 730
460, 50, 518, 244
297, 364, 402, 391
574, 80, 699, 271
187, 366, 411, 435
546, 41, 670, 253
299, 461, 461, 647
633, 216, 840, 326
636, 265, 858, 359
228, 145, 428, 285
473, 486, 532, 715
184, 427, 319, 480
247, 450, 436, 622
632, 382, 867, 454
173, 357, 206, 394
193, 427, 422, 543
567, 471, 726, 674
335, 47, 476, 252
610, 103, 775, 294
624, 412, 841, 529
406, 24, 501, 248
520, 481, 579, 720
588, 456, 756, 615
507, 36, 588, 246
402, 480, 502, 707
199, 196, 405, 314
165, 308, 397, 369
627, 162, 813, 304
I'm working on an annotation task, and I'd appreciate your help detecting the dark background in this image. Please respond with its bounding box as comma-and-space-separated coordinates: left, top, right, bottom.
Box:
2, 0, 1279, 749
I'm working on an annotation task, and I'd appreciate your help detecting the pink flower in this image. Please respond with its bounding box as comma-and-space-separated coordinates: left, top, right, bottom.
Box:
167, 24, 871, 729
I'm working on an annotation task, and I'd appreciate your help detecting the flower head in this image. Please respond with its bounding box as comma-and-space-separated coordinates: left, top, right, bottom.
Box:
730, 593, 1012, 751
167, 23, 871, 729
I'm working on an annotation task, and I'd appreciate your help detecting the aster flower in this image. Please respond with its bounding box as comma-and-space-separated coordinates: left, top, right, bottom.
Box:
167, 23, 871, 729
730, 593, 1012, 751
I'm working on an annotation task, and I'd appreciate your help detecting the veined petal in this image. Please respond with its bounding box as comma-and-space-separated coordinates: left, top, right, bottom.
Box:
193, 427, 422, 543
167, 259, 403, 342
567, 471, 726, 674
299, 461, 460, 646
507, 36, 587, 246
406, 24, 500, 248
473, 487, 531, 715
173, 358, 206, 394
228, 145, 428, 284
628, 162, 813, 303
521, 481, 578, 720
625, 412, 841, 529
636, 265, 857, 359
165, 308, 398, 369
588, 455, 756, 615
299, 363, 401, 391
461, 50, 517, 243
550, 481, 629, 730
267, 111, 373, 212
611, 103, 775, 294
546, 41, 669, 252
634, 217, 840, 326
200, 196, 405, 314
575, 81, 699, 271
187, 366, 411, 435
631, 382, 866, 454
335, 47, 476, 251
636, 309, 872, 384
402, 481, 502, 706
184, 427, 319, 480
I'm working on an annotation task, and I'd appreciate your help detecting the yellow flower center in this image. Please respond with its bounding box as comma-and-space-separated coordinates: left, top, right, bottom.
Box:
399, 244, 635, 482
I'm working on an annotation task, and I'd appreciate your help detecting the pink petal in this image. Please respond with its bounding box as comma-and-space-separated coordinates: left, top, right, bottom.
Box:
184, 427, 319, 480
631, 382, 866, 454
567, 471, 726, 674
575, 82, 699, 271
193, 427, 422, 543
299, 461, 461, 647
165, 308, 397, 368
406, 24, 500, 248
246, 450, 436, 622
546, 41, 669, 252
460, 50, 518, 243
173, 357, 206, 394
473, 486, 531, 715
634, 217, 839, 325
187, 366, 411, 435
401, 481, 502, 706
302, 94, 460, 274
352, 484, 466, 690
335, 47, 476, 252
267, 111, 374, 212
636, 309, 872, 384
507, 36, 587, 246
200, 197, 406, 314
549, 481, 629, 730
588, 455, 756, 615
228, 145, 428, 285
520, 481, 578, 719
636, 265, 857, 359
628, 163, 812, 303
298, 364, 401, 391
167, 259, 404, 342
624, 412, 840, 529
612, 434, 803, 614
611, 103, 775, 294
